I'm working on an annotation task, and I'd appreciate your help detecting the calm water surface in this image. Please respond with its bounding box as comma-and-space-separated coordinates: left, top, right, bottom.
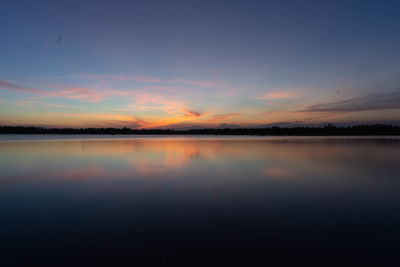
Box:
1, 135, 399, 264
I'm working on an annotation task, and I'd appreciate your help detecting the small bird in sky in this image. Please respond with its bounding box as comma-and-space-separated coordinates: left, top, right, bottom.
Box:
56, 35, 62, 44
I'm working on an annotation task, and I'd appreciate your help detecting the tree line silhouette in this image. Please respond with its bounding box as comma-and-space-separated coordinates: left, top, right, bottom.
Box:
0, 124, 399, 135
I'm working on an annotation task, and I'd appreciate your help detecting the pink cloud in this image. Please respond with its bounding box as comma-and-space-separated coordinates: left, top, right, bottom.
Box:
0, 79, 47, 94
0, 79, 115, 103
48, 87, 105, 103
131, 93, 187, 115
253, 91, 299, 100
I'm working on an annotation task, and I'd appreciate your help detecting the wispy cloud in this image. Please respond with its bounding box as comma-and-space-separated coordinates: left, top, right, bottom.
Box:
49, 113, 147, 128
0, 79, 47, 94
131, 93, 187, 115
16, 98, 76, 109
252, 90, 299, 100
48, 87, 105, 103
209, 113, 241, 122
81, 74, 221, 88
301, 91, 400, 113
182, 109, 202, 118
1, 79, 109, 103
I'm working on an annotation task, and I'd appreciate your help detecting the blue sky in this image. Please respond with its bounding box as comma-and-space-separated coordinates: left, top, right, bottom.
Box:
1, 0, 400, 128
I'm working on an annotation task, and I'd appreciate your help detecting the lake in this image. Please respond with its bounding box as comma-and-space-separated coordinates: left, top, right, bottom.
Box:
1, 135, 399, 264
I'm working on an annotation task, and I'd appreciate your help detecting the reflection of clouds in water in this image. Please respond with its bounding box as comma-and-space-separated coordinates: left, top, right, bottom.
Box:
262, 168, 293, 179
251, 139, 400, 181
2, 138, 400, 191
57, 165, 104, 181
276, 140, 400, 179
134, 160, 166, 176
0, 138, 399, 203
0, 177, 16, 189
164, 145, 201, 167
131, 144, 202, 176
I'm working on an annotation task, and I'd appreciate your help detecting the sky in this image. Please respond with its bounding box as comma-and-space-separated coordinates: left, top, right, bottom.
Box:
1, 0, 400, 129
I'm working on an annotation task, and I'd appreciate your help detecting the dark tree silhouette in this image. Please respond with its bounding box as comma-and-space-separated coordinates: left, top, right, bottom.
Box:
0, 124, 399, 136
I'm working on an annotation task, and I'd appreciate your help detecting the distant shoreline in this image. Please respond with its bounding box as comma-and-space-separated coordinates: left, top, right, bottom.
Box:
1, 124, 399, 136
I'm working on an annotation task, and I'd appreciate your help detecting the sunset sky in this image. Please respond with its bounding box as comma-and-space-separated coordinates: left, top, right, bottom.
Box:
1, 0, 400, 129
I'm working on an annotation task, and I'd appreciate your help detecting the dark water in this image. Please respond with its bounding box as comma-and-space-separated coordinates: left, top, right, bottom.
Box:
1, 136, 399, 265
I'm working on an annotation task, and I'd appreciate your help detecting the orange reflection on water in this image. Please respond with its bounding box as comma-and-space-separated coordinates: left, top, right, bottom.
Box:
58, 165, 104, 181
130, 141, 204, 176
1, 137, 400, 185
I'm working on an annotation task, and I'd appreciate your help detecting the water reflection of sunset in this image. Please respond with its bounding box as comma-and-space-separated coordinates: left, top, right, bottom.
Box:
1, 137, 400, 266
1, 137, 399, 187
